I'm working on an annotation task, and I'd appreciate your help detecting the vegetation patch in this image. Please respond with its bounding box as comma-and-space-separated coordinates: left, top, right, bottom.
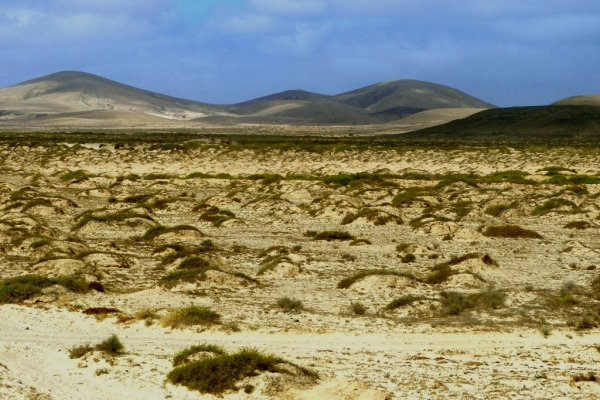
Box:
198, 206, 236, 227
277, 296, 304, 311
173, 344, 226, 367
0, 275, 91, 304
155, 240, 215, 265
564, 221, 592, 230
312, 230, 355, 241
167, 347, 317, 395
341, 208, 402, 226
485, 203, 514, 217
61, 170, 92, 182
338, 269, 416, 289
409, 214, 453, 230
385, 295, 425, 310
530, 198, 582, 216
162, 306, 221, 329
73, 210, 154, 230
142, 225, 202, 240
482, 225, 542, 239
349, 238, 372, 246
69, 334, 125, 359
83, 307, 120, 315
439, 289, 506, 316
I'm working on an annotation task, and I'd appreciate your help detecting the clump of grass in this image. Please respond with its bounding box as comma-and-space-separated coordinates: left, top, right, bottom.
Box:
312, 231, 355, 241
538, 166, 577, 175
69, 334, 125, 359
162, 306, 221, 329
277, 297, 304, 311
0, 275, 91, 304
572, 372, 598, 383
385, 295, 424, 310
30, 238, 53, 249
173, 344, 226, 367
564, 221, 591, 230
337, 270, 415, 289
409, 214, 453, 230
349, 238, 371, 246
61, 170, 91, 182
198, 206, 235, 227
72, 210, 154, 230
142, 225, 202, 240
395, 242, 411, 252
530, 198, 581, 216
341, 208, 401, 226
248, 173, 283, 185
69, 344, 94, 359
540, 326, 551, 337
484, 203, 512, 217
482, 225, 542, 239
392, 187, 436, 206
423, 263, 457, 285
96, 334, 125, 356
350, 302, 367, 315
83, 307, 120, 315
143, 173, 175, 180
21, 198, 53, 212
439, 289, 506, 316
167, 347, 317, 395
401, 253, 416, 263
155, 240, 215, 265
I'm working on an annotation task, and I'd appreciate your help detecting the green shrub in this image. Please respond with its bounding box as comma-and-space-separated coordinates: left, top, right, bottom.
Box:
484, 203, 511, 217
423, 263, 456, 285
572, 372, 597, 383
96, 334, 125, 356
564, 221, 591, 230
385, 295, 424, 310
401, 253, 416, 263
72, 211, 154, 230
277, 297, 304, 311
142, 225, 202, 240
439, 289, 506, 316
163, 306, 221, 328
198, 206, 235, 227
69, 344, 94, 359
337, 270, 415, 289
61, 170, 91, 181
167, 347, 317, 395
0, 275, 90, 304
531, 198, 579, 216
313, 231, 355, 241
482, 225, 542, 239
178, 256, 211, 270
173, 344, 226, 367
350, 302, 367, 315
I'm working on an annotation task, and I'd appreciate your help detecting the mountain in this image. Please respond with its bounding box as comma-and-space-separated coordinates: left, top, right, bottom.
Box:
331, 80, 496, 114
553, 94, 600, 107
402, 106, 600, 141
0, 71, 228, 121
0, 71, 496, 128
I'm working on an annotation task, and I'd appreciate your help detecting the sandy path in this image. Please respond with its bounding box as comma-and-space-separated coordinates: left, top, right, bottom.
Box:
2, 305, 600, 399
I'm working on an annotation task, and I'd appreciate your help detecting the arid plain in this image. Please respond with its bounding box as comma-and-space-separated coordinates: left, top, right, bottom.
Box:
0, 134, 600, 399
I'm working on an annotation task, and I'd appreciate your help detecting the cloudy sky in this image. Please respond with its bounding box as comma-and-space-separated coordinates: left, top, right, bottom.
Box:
1, 0, 599, 106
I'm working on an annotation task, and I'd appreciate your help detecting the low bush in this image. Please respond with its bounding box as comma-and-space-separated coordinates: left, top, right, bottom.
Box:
173, 344, 226, 367
439, 289, 506, 316
530, 198, 580, 216
313, 231, 355, 241
69, 334, 125, 358
61, 170, 91, 182
142, 225, 202, 240
401, 253, 416, 263
338, 270, 415, 289
385, 295, 424, 310
198, 206, 235, 227
482, 225, 542, 239
484, 203, 512, 217
350, 302, 367, 315
423, 263, 457, 285
167, 347, 317, 395
83, 307, 120, 315
564, 221, 591, 230
0, 275, 91, 304
573, 372, 598, 383
277, 297, 304, 311
163, 306, 221, 329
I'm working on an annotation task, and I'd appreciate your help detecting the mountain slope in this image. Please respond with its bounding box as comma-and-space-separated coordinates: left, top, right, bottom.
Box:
0, 71, 228, 121
402, 106, 600, 141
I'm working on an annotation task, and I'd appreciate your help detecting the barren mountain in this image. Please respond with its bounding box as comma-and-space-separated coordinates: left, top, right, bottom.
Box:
553, 94, 600, 107
0, 71, 229, 121
0, 72, 496, 128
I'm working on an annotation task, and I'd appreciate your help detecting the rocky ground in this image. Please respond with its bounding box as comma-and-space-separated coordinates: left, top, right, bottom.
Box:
1, 139, 600, 399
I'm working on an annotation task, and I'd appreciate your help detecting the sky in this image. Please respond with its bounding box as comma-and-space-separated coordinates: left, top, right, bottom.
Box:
1, 0, 599, 106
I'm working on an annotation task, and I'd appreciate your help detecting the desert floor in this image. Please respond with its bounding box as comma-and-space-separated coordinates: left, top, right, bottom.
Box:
1, 138, 600, 399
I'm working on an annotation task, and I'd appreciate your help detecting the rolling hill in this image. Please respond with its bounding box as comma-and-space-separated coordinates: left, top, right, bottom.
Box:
0, 71, 496, 128
401, 106, 600, 141
553, 94, 600, 107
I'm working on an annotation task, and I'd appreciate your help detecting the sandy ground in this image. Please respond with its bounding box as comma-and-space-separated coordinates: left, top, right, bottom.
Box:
1, 141, 600, 399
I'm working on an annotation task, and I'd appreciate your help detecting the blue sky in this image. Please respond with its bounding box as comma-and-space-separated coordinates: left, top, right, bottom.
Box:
1, 0, 599, 106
